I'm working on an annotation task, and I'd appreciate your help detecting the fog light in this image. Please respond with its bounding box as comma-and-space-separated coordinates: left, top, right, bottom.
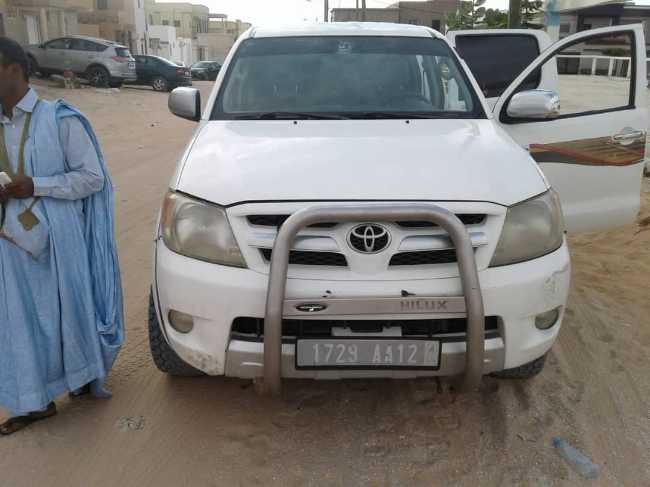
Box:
535, 307, 561, 330
168, 309, 194, 334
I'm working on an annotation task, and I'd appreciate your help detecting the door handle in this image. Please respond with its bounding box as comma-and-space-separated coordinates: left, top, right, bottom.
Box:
612, 130, 644, 145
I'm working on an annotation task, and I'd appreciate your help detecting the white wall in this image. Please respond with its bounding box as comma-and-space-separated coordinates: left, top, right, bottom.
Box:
148, 25, 193, 65
132, 0, 147, 54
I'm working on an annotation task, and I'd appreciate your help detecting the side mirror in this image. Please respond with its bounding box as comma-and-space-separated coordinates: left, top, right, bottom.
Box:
506, 89, 560, 120
168, 87, 201, 122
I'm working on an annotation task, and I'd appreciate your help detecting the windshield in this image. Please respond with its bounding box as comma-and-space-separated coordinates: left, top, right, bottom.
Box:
193, 61, 213, 68
212, 36, 484, 120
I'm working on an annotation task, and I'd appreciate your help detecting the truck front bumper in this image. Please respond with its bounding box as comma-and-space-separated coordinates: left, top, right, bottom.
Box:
154, 237, 570, 379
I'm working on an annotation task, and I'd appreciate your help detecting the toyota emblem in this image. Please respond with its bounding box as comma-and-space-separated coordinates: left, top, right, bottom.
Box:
348, 223, 391, 254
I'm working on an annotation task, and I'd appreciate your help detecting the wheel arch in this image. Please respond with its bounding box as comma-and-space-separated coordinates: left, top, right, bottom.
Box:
85, 63, 110, 75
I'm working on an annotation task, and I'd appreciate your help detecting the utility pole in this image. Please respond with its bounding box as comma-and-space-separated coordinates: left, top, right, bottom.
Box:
324, 0, 329, 22
508, 0, 521, 28
361, 0, 367, 21
356, 0, 359, 21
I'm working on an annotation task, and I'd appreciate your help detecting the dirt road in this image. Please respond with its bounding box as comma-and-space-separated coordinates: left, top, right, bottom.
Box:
0, 80, 648, 487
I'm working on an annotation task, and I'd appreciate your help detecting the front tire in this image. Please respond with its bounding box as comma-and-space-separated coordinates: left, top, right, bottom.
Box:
148, 290, 203, 376
492, 354, 547, 379
151, 76, 169, 92
87, 66, 110, 87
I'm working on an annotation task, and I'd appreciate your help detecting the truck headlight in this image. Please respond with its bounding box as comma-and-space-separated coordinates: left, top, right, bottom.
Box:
490, 190, 564, 267
160, 191, 246, 267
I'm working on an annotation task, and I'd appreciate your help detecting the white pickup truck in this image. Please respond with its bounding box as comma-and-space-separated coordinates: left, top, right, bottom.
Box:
149, 22, 646, 393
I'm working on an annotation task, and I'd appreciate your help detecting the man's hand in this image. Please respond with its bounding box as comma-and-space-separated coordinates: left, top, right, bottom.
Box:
5, 176, 34, 199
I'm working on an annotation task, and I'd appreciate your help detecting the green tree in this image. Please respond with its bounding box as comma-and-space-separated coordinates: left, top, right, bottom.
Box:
446, 0, 487, 30
521, 0, 543, 25
484, 8, 508, 28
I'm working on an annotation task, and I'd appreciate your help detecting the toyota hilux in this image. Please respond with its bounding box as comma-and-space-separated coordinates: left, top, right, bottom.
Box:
149, 22, 646, 393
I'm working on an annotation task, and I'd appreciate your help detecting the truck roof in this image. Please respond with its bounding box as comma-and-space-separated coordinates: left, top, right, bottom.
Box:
249, 22, 443, 39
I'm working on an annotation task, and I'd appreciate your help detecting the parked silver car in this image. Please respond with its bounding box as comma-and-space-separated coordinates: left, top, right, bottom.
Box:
25, 35, 136, 87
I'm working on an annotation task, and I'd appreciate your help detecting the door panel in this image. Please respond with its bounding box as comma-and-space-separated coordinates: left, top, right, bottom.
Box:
66, 39, 87, 73
68, 39, 100, 73
41, 38, 70, 72
495, 25, 647, 233
135, 57, 149, 84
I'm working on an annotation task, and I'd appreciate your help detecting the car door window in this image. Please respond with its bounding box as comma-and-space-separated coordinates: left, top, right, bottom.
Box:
455, 34, 541, 98
521, 32, 633, 118
69, 39, 88, 51
69, 39, 104, 52
45, 38, 70, 49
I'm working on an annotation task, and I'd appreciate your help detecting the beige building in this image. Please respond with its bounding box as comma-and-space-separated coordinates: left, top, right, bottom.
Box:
145, 0, 249, 63
67, 0, 147, 54
145, 0, 207, 38
195, 13, 249, 62
0, 0, 79, 45
145, 0, 209, 61
332, 0, 459, 32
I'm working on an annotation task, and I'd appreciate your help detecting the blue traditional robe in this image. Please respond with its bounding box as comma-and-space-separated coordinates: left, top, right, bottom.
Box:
0, 96, 123, 415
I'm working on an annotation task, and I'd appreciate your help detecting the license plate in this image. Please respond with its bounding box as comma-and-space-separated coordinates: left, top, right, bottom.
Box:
128, 61, 135, 69
296, 339, 440, 369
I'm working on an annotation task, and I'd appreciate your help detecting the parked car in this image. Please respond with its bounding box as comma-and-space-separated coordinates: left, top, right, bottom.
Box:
151, 23, 646, 392
25, 35, 136, 87
132, 55, 191, 92
190, 61, 221, 81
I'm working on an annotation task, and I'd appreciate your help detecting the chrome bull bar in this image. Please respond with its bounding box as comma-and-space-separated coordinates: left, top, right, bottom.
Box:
259, 204, 485, 395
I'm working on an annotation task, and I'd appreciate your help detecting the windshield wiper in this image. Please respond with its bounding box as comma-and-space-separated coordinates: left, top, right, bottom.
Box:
233, 112, 350, 120
352, 111, 463, 120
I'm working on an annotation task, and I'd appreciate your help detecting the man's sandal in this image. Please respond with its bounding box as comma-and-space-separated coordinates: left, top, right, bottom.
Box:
69, 384, 91, 398
0, 402, 57, 436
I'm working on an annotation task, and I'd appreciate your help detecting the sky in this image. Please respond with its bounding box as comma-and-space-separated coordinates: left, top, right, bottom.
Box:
158, 0, 510, 25
158, 0, 650, 25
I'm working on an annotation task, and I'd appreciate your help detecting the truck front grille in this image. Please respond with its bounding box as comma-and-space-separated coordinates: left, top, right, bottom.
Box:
248, 214, 485, 229
231, 316, 499, 342
234, 205, 494, 274
260, 248, 348, 267
248, 215, 337, 228
389, 249, 458, 266
396, 214, 486, 227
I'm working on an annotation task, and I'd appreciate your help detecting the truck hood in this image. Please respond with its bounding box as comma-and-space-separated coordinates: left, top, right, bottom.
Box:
176, 119, 547, 207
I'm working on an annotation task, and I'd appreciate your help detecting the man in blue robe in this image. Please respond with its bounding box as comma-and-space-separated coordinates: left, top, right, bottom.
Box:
0, 37, 123, 435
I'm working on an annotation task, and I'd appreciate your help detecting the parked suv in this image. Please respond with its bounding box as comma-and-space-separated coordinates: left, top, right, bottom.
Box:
133, 55, 192, 92
151, 23, 646, 392
25, 35, 136, 87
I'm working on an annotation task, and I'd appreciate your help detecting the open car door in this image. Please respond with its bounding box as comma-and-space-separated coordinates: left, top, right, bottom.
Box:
494, 24, 647, 233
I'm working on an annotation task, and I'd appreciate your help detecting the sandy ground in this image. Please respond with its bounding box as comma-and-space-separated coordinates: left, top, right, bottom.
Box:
0, 79, 648, 487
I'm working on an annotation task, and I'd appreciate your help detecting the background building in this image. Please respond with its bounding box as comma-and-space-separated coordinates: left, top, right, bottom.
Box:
145, 0, 205, 63
332, 0, 459, 31
195, 13, 249, 63
0, 0, 80, 44
145, 0, 248, 64
66, 0, 146, 53
555, 2, 650, 44
147, 23, 191, 64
